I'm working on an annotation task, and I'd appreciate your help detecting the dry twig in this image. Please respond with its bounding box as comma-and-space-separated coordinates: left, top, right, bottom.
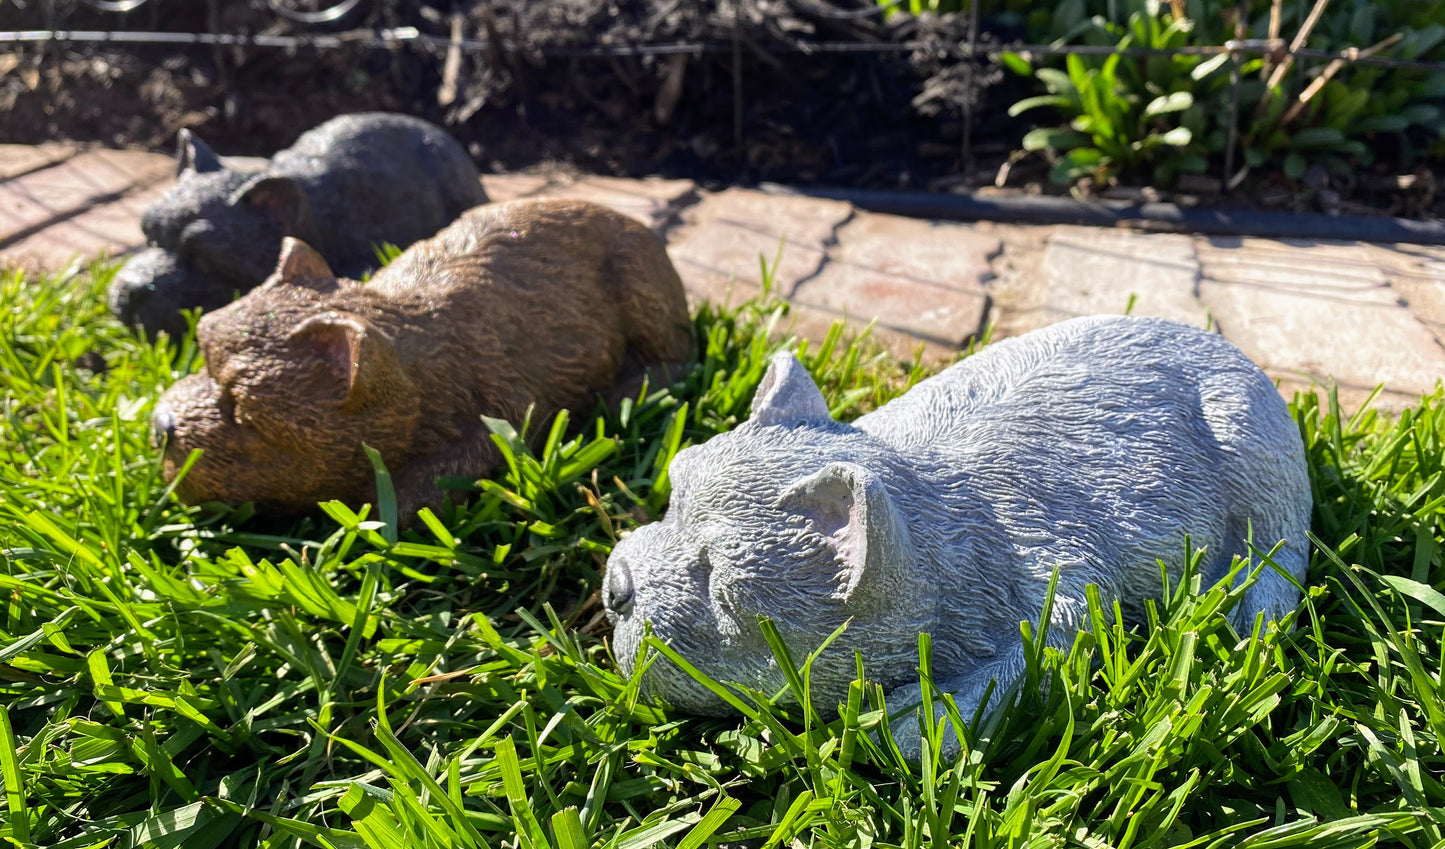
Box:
1261, 0, 1331, 97
1280, 31, 1404, 125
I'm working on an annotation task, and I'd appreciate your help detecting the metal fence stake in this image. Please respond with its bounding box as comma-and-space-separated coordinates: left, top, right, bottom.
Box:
732, 0, 744, 153
1224, 43, 1242, 192
962, 0, 980, 172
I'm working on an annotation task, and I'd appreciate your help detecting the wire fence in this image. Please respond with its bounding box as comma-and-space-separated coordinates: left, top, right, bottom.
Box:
5, 25, 1444, 72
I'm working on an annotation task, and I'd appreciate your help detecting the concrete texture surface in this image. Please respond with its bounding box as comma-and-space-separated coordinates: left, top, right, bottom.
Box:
4, 144, 1443, 411
1196, 237, 1445, 411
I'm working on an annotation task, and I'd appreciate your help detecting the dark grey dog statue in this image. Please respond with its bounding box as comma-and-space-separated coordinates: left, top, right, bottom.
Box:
604, 315, 1311, 761
110, 112, 488, 338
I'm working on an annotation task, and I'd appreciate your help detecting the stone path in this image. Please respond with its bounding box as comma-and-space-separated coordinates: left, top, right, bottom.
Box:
0, 144, 173, 269
3, 143, 1443, 412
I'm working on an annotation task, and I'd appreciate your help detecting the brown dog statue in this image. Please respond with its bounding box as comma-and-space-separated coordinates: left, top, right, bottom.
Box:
152, 198, 696, 519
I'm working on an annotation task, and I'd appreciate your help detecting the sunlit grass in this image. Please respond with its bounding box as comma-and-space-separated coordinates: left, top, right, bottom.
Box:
0, 259, 1441, 848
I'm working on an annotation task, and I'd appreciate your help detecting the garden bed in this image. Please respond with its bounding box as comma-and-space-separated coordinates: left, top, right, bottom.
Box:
0, 0, 1008, 192
3, 1, 1441, 217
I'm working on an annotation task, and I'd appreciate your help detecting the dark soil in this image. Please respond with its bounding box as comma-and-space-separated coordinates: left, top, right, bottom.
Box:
0, 0, 1437, 217
0, 0, 1019, 192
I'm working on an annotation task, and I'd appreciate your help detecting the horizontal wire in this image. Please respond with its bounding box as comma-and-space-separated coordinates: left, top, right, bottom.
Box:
1, 27, 1442, 71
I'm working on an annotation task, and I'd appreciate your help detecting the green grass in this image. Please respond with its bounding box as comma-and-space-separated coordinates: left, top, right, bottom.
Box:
0, 259, 1441, 848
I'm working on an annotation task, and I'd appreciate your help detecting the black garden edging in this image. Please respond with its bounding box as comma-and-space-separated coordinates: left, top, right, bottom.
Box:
762, 184, 1445, 246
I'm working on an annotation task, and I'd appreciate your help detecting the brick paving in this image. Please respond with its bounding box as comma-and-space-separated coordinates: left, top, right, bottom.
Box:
1363, 243, 1445, 342
1035, 228, 1207, 329
664, 187, 852, 304
482, 172, 696, 233
0, 144, 173, 271
791, 211, 996, 352
3, 144, 1443, 410
0, 143, 75, 180
1195, 237, 1445, 411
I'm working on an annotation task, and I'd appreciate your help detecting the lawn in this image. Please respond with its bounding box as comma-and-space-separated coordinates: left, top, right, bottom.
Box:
0, 260, 1442, 848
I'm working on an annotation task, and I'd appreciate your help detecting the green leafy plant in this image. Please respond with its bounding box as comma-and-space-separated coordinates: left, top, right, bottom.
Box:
1003, 0, 1445, 188
1228, 11, 1445, 182
1004, 0, 1216, 186
1009, 63, 1205, 185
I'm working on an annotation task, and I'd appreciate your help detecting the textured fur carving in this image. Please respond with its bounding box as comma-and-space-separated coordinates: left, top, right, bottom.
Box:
153, 199, 695, 520
604, 315, 1310, 760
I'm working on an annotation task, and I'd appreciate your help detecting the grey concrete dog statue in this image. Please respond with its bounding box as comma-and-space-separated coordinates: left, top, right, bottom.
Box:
110, 112, 487, 338
603, 315, 1310, 760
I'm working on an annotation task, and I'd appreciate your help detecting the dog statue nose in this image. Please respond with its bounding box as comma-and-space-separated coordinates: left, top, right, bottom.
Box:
604, 556, 635, 617
152, 406, 176, 448
108, 270, 151, 327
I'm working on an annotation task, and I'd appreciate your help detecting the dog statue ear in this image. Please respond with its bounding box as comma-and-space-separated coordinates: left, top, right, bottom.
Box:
750, 351, 832, 428
776, 462, 910, 611
232, 176, 316, 238
287, 311, 416, 412
271, 237, 337, 292
176, 129, 223, 175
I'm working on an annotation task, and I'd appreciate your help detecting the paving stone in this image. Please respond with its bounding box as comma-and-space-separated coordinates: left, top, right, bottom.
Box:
822, 211, 1002, 285
1, 149, 173, 251
1373, 243, 1445, 342
1035, 227, 1207, 329
0, 143, 76, 180
0, 177, 60, 244
733, 298, 956, 367
522, 174, 696, 232
791, 212, 996, 347
667, 187, 852, 308
969, 220, 1051, 339
1198, 235, 1403, 299
0, 181, 168, 270
479, 172, 552, 203
782, 302, 957, 365
1197, 236, 1445, 410
793, 270, 986, 347
0, 151, 173, 271
18, 149, 174, 196
4, 136, 1441, 407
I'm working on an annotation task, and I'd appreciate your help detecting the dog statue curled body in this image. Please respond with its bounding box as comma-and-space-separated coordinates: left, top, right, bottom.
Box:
603, 316, 1310, 760
153, 198, 695, 519
112, 112, 488, 337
